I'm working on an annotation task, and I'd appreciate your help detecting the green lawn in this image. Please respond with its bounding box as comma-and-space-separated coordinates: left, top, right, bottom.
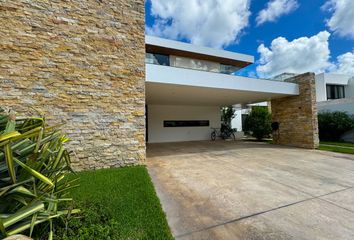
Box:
319, 141, 354, 155
320, 141, 354, 148
56, 166, 173, 240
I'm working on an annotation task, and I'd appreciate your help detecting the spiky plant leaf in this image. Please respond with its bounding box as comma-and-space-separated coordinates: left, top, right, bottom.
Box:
4, 144, 16, 184
13, 158, 54, 187
0, 110, 79, 239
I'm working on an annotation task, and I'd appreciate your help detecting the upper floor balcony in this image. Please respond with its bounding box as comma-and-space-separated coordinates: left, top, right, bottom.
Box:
145, 35, 299, 106
145, 52, 241, 75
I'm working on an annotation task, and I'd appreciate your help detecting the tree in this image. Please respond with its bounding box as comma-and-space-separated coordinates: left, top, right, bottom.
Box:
221, 106, 236, 127
244, 106, 272, 140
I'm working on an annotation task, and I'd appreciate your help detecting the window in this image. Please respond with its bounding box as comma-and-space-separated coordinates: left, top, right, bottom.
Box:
164, 120, 210, 127
145, 53, 170, 66
170, 56, 220, 73
146, 53, 240, 75
326, 84, 345, 100
220, 64, 240, 74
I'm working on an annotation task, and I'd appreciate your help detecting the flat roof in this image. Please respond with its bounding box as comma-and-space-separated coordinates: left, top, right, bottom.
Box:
146, 64, 299, 106
145, 35, 254, 69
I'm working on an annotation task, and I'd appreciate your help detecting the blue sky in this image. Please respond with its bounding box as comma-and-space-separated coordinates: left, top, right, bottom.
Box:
145, 0, 354, 78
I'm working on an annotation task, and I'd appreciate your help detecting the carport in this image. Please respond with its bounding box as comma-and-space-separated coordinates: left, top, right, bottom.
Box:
147, 140, 354, 240
145, 63, 301, 144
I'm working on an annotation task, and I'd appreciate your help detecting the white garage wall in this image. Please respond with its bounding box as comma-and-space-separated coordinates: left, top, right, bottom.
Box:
147, 105, 221, 143
315, 74, 327, 102
231, 109, 243, 131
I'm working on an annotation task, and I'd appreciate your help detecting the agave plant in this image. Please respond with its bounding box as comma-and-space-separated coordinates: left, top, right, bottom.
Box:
0, 108, 79, 239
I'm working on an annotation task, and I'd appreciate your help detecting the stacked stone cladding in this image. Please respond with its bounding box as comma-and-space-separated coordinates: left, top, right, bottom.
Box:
271, 73, 319, 149
0, 0, 146, 170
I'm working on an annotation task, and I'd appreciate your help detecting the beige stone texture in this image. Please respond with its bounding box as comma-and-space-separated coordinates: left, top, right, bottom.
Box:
4, 235, 32, 240
271, 73, 319, 149
0, 0, 146, 170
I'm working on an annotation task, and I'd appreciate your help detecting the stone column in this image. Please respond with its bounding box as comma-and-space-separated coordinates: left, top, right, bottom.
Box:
271, 73, 319, 149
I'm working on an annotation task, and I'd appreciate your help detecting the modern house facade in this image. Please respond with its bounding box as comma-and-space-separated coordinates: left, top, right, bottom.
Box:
145, 36, 302, 143
315, 73, 354, 115
0, 0, 319, 170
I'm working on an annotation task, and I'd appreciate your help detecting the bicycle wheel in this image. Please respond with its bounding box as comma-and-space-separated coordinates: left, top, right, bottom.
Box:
211, 131, 216, 141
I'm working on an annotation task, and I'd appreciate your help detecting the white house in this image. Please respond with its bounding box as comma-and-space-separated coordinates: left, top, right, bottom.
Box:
145, 36, 300, 143
315, 73, 354, 115
232, 72, 354, 136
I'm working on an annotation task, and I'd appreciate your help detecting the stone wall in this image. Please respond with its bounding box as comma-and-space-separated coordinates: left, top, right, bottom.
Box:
0, 0, 146, 170
271, 73, 319, 149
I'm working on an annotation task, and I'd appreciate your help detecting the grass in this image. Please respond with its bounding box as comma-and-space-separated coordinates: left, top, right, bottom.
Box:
320, 141, 354, 148
63, 166, 173, 240
319, 141, 354, 155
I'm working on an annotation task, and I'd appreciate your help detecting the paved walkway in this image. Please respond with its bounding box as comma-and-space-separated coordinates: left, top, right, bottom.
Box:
147, 141, 354, 240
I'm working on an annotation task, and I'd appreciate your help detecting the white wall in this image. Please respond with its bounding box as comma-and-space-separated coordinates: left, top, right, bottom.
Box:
345, 77, 354, 98
317, 98, 354, 115
232, 109, 243, 131
147, 105, 221, 143
315, 73, 353, 102
315, 74, 327, 102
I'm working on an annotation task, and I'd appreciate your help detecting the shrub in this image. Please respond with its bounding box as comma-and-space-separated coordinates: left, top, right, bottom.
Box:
244, 106, 272, 140
318, 111, 354, 141
0, 109, 78, 239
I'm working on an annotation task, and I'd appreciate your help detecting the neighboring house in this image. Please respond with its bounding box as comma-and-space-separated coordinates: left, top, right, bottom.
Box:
315, 73, 354, 143
0, 1, 319, 170
315, 73, 354, 115
232, 102, 268, 133
233, 73, 354, 135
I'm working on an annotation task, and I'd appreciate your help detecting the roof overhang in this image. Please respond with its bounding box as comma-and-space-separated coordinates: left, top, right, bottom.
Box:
145, 35, 254, 69
146, 64, 299, 106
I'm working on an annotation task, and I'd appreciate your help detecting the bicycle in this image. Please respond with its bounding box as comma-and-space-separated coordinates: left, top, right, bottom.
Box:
211, 124, 236, 141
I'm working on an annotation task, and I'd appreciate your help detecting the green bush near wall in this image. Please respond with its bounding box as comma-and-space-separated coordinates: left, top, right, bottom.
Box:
244, 106, 272, 140
318, 111, 354, 141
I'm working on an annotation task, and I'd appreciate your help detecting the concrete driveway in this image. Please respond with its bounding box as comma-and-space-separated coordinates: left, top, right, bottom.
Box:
147, 141, 354, 240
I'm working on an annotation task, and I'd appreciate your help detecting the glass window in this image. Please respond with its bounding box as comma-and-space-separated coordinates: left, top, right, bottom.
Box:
145, 53, 170, 66
170, 56, 220, 73
164, 120, 210, 127
326, 84, 345, 100
220, 64, 240, 74
146, 53, 240, 75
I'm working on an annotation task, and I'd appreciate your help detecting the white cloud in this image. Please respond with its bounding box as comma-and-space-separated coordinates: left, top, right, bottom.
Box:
323, 0, 354, 39
256, 31, 333, 78
256, 0, 299, 26
146, 0, 251, 48
333, 51, 354, 76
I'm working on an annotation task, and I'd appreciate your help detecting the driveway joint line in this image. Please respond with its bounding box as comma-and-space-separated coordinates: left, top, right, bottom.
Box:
175, 185, 354, 239
268, 179, 354, 214
175, 196, 315, 238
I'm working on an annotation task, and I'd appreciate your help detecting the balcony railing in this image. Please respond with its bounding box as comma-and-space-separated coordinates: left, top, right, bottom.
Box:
145, 53, 240, 75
